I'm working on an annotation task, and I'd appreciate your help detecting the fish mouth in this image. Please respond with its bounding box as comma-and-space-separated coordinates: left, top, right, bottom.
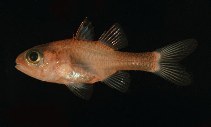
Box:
15, 55, 23, 70
15, 58, 24, 71
15, 64, 22, 71
15, 64, 27, 75
15, 57, 21, 70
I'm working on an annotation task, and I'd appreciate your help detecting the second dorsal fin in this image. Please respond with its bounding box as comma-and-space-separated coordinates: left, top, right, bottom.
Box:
99, 23, 128, 50
75, 18, 94, 41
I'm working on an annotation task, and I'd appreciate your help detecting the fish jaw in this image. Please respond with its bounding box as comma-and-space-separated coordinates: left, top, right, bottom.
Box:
15, 63, 36, 80
15, 52, 38, 79
15, 52, 28, 74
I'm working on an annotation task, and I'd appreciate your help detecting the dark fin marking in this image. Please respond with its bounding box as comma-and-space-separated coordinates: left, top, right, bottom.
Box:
103, 71, 130, 92
154, 39, 198, 86
99, 23, 128, 50
75, 17, 94, 41
66, 83, 93, 100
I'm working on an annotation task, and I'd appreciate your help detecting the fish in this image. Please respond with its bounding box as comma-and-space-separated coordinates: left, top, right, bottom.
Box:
15, 18, 198, 100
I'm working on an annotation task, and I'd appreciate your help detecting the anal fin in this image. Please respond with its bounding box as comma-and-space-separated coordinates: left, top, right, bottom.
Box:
103, 71, 130, 92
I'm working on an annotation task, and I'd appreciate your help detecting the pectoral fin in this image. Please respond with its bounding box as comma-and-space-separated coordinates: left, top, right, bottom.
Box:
66, 83, 93, 100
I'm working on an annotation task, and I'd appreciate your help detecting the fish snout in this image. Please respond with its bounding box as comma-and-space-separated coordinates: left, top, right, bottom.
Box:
15, 54, 25, 70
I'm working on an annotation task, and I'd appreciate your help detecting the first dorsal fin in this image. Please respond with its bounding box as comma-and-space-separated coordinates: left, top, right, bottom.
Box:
75, 18, 94, 41
99, 23, 128, 50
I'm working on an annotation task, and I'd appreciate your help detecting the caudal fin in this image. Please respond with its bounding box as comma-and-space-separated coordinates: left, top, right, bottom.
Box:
154, 39, 198, 86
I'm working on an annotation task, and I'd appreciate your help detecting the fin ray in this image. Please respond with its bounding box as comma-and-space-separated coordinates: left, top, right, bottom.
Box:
99, 23, 128, 50
156, 39, 197, 62
75, 18, 94, 41
154, 39, 197, 85
66, 83, 93, 100
103, 71, 130, 92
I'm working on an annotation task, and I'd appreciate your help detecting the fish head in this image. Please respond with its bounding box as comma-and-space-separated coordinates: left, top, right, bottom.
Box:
15, 44, 59, 82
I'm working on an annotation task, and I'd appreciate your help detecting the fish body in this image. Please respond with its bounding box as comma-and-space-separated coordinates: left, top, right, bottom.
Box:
15, 18, 197, 100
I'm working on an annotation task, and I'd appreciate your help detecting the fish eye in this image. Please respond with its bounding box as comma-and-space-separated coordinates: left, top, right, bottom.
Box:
26, 50, 42, 64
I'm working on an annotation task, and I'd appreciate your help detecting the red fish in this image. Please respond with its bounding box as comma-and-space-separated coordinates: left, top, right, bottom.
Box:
15, 18, 197, 100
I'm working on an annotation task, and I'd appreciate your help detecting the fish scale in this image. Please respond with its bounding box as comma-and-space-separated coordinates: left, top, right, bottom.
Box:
15, 18, 197, 100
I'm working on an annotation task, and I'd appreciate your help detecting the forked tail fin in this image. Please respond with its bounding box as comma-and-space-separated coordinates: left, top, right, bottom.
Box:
154, 39, 198, 85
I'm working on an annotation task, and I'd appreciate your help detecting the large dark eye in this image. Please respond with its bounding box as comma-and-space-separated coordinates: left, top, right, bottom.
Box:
29, 51, 38, 61
26, 50, 42, 64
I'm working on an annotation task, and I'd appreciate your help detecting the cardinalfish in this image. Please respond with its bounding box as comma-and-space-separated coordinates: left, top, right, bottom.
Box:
15, 18, 197, 100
